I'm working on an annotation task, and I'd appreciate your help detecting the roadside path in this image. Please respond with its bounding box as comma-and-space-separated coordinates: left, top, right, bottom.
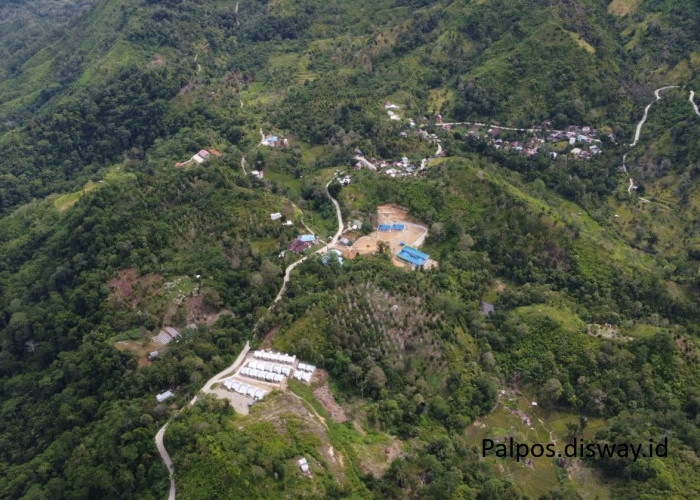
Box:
240, 155, 247, 175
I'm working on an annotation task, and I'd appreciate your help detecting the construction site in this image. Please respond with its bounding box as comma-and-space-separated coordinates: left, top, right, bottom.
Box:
337, 205, 434, 268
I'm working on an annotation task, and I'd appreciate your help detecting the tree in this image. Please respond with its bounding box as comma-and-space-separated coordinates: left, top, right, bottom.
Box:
364, 365, 387, 397
540, 378, 563, 405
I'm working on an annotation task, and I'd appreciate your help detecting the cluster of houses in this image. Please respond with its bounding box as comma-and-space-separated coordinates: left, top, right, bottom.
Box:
353, 154, 419, 178
456, 123, 602, 160
222, 380, 267, 400
217, 349, 317, 403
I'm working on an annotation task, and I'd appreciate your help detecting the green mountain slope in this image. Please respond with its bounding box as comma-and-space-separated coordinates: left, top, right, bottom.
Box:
1, 0, 700, 498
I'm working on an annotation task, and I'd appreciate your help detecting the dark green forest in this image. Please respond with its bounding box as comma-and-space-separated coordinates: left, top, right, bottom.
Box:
1, 0, 700, 498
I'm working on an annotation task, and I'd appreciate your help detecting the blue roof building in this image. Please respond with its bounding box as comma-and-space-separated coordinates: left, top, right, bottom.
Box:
299, 234, 316, 243
392, 224, 405, 231
378, 224, 391, 232
397, 246, 429, 267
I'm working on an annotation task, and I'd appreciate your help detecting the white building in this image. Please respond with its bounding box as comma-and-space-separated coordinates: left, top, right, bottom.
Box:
156, 390, 173, 403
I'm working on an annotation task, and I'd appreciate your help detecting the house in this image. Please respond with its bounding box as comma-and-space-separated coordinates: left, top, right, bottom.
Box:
164, 327, 180, 340
148, 350, 160, 361
198, 149, 210, 159
339, 237, 350, 246
251, 170, 264, 179
192, 154, 205, 164
263, 135, 279, 146
288, 239, 311, 253
378, 224, 392, 232
384, 101, 400, 109
270, 212, 282, 221
352, 219, 362, 230
283, 220, 293, 226
298, 457, 310, 473
299, 234, 316, 243
156, 390, 173, 403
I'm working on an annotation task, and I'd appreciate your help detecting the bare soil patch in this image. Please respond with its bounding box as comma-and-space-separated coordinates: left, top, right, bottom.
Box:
108, 268, 163, 306
114, 340, 158, 367
343, 204, 430, 268
312, 371, 349, 423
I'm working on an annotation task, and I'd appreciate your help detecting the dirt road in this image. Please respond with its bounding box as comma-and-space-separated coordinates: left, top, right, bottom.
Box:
274, 176, 343, 303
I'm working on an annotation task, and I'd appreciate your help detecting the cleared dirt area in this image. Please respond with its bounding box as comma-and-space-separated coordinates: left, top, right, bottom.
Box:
341, 204, 429, 267
312, 371, 349, 423
114, 340, 159, 367
108, 268, 163, 306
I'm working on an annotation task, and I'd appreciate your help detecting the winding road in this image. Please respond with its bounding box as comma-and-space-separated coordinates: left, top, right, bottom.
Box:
630, 86, 679, 147
155, 425, 175, 500
625, 86, 698, 196
155, 174, 343, 498
691, 90, 700, 117
274, 177, 344, 303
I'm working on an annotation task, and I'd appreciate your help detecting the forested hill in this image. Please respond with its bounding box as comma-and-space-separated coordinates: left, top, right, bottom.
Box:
1, 0, 700, 498
2, 0, 700, 213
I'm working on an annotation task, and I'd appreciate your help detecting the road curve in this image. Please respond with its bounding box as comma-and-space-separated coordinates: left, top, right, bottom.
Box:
630, 86, 679, 147
155, 424, 176, 500
154, 341, 250, 499
274, 177, 343, 303
155, 176, 342, 499
691, 91, 700, 117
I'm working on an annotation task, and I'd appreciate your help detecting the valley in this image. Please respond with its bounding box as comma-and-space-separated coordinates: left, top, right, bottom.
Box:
1, 1, 700, 499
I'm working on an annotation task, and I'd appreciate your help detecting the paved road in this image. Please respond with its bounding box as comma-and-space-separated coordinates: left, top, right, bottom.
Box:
155, 425, 176, 500
691, 90, 700, 117
630, 86, 679, 147
625, 86, 700, 196
353, 156, 377, 171
155, 175, 343, 499
154, 341, 250, 499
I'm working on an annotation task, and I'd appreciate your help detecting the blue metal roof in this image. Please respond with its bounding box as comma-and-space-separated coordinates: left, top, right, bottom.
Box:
392, 224, 405, 231
378, 224, 391, 231
397, 246, 429, 266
